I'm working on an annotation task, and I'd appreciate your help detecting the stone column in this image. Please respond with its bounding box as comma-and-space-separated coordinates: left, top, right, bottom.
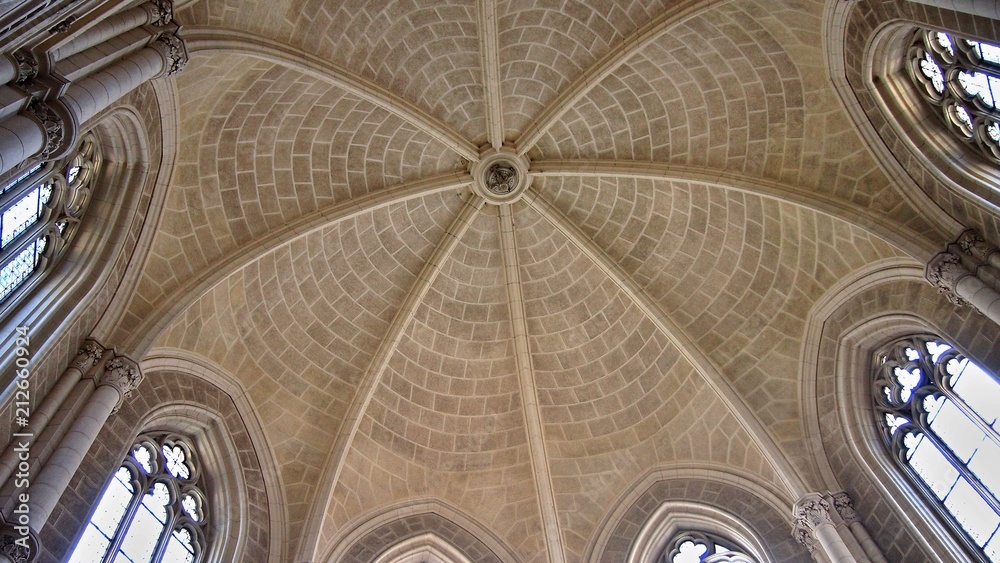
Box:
0, 340, 103, 492
0, 51, 36, 86
0, 99, 68, 177
793, 493, 858, 563
927, 252, 1000, 324
0, 29, 186, 177
904, 0, 999, 20
831, 492, 888, 563
25, 353, 141, 532
60, 29, 187, 126
51, 0, 173, 62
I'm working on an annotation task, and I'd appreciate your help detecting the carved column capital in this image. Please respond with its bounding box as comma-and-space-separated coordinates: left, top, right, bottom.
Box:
145, 0, 173, 26
956, 229, 999, 263
73, 339, 106, 372
0, 524, 36, 563
153, 31, 188, 77
926, 252, 971, 306
792, 526, 817, 554
22, 98, 68, 160
831, 491, 858, 523
9, 51, 37, 85
95, 355, 143, 413
793, 493, 834, 531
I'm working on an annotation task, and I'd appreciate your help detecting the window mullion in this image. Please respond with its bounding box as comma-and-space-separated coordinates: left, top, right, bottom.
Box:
102, 471, 148, 563
149, 497, 180, 563
941, 385, 1000, 451
0, 163, 50, 209
914, 425, 1000, 517
0, 218, 53, 266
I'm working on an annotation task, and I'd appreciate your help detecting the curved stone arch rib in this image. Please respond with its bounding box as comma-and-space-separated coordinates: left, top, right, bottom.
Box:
296, 195, 487, 563
797, 259, 925, 493
821, 0, 968, 236
513, 0, 731, 157
183, 27, 481, 163
44, 365, 276, 562
373, 533, 473, 563
322, 499, 522, 563
477, 0, 503, 150
627, 501, 771, 563
827, 312, 975, 562
92, 77, 179, 344
122, 171, 474, 355
140, 347, 288, 563
525, 184, 810, 501
529, 159, 944, 260
587, 463, 801, 563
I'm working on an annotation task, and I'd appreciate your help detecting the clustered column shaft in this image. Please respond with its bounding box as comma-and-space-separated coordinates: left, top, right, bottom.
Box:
926, 230, 1000, 324
0, 0, 187, 178
793, 492, 888, 563
0, 340, 141, 563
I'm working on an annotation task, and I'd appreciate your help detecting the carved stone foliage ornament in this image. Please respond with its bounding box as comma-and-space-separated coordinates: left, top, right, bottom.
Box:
831, 491, 858, 523
97, 356, 143, 413
956, 229, 998, 264
485, 163, 517, 195
23, 99, 65, 159
793, 495, 833, 531
0, 527, 32, 563
154, 32, 188, 76
74, 339, 105, 372
148, 0, 173, 26
926, 252, 971, 306
11, 51, 37, 85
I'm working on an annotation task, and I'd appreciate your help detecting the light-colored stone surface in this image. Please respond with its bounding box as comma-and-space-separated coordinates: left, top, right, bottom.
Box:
20, 0, 999, 560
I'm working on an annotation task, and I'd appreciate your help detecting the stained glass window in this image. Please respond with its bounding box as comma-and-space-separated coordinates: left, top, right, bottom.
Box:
68, 434, 208, 563
873, 335, 1000, 562
659, 531, 756, 563
908, 30, 1000, 162
0, 133, 99, 306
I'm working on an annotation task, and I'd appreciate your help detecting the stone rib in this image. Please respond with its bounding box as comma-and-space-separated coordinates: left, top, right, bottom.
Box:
498, 203, 567, 563
184, 27, 481, 162
296, 194, 487, 562
524, 187, 809, 498
478, 0, 505, 150
514, 0, 730, 156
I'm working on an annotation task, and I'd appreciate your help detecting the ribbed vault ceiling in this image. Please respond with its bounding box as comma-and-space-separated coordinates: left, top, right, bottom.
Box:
112, 0, 942, 560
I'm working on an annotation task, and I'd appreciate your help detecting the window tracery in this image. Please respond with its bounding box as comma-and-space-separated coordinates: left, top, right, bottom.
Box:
68, 433, 208, 563
873, 335, 1000, 562
659, 531, 756, 563
908, 29, 1000, 163
0, 132, 99, 306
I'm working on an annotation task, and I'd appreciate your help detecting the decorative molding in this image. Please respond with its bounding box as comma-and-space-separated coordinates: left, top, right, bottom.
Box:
0, 525, 35, 563
147, 0, 173, 26
792, 494, 833, 531
153, 31, 188, 77
48, 15, 77, 34
73, 339, 105, 371
956, 229, 998, 264
792, 526, 816, 554
22, 98, 65, 159
831, 491, 858, 523
925, 252, 971, 306
484, 162, 517, 195
10, 51, 37, 85
96, 355, 143, 413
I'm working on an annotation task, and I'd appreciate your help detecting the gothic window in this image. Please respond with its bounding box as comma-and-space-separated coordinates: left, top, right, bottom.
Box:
0, 132, 99, 307
873, 335, 1000, 562
907, 29, 1000, 163
659, 531, 756, 563
68, 434, 208, 563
